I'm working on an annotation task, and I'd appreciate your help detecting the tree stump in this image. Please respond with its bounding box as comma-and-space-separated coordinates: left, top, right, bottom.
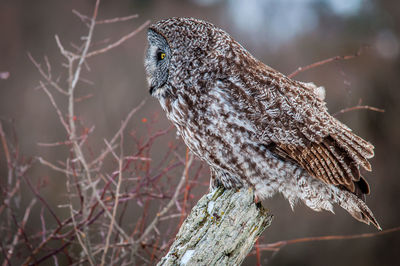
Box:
158, 187, 273, 265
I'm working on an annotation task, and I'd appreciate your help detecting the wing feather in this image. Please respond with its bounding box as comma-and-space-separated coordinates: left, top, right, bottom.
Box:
250, 73, 374, 196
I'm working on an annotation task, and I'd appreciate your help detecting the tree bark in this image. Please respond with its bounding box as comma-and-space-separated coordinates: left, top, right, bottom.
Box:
158, 187, 273, 265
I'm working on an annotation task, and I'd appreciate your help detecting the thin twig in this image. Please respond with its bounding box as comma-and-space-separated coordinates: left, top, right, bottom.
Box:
55, 35, 78, 60
254, 226, 400, 252
96, 14, 139, 24
37, 140, 75, 147
22, 174, 62, 227
70, 2, 99, 91
255, 239, 261, 266
0, 122, 11, 165
85, 20, 151, 58
333, 105, 385, 116
72, 9, 91, 26
37, 157, 74, 175
288, 47, 366, 78
0, 178, 21, 216
74, 93, 94, 103
159, 213, 182, 221
39, 81, 70, 134
28, 53, 69, 96
3, 199, 37, 266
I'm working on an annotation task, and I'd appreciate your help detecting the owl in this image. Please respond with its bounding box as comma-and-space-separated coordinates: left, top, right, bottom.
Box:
144, 17, 380, 229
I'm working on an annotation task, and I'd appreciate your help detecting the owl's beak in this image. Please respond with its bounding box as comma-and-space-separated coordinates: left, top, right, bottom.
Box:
149, 85, 156, 95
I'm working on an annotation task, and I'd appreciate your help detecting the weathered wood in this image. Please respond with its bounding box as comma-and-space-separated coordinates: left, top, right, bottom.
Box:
158, 188, 273, 265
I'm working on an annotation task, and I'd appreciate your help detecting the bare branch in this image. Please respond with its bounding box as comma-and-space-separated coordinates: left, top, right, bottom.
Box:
28, 53, 69, 95
333, 105, 385, 116
96, 14, 139, 24
0, 178, 21, 216
0, 122, 11, 165
85, 20, 151, 58
23, 174, 62, 227
288, 47, 366, 78
70, 0, 99, 91
255, 226, 400, 252
39, 81, 70, 134
65, 0, 134, 245
72, 9, 91, 26
74, 93, 94, 103
37, 140, 75, 147
55, 35, 78, 60
37, 157, 74, 175
3, 199, 37, 265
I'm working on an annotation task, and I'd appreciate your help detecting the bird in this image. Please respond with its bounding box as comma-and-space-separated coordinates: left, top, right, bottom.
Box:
144, 17, 380, 230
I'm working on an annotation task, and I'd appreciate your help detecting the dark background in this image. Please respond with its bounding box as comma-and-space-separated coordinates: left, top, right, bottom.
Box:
0, 0, 399, 265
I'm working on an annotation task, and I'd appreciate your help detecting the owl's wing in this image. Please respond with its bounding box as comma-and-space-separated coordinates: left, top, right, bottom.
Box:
251, 74, 374, 196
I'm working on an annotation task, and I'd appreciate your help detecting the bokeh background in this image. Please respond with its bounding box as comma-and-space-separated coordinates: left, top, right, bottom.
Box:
1, 0, 399, 265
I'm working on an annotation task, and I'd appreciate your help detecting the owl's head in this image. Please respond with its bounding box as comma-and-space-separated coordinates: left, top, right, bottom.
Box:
144, 28, 171, 97
144, 17, 238, 98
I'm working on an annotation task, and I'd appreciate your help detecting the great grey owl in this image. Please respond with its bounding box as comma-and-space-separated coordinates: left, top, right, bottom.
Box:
144, 17, 380, 229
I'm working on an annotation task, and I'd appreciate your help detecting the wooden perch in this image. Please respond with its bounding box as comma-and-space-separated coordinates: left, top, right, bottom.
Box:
158, 187, 273, 265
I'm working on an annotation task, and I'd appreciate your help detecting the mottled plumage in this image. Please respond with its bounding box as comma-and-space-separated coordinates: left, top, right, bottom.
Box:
144, 17, 380, 229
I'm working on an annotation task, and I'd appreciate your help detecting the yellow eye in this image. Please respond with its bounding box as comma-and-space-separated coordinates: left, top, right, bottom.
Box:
157, 51, 166, 61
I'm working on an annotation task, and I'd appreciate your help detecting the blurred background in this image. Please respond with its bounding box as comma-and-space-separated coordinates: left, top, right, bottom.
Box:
0, 0, 399, 265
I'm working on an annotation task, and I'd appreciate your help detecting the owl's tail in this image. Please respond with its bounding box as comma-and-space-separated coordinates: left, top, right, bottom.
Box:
334, 187, 381, 230
328, 122, 381, 229
287, 172, 381, 230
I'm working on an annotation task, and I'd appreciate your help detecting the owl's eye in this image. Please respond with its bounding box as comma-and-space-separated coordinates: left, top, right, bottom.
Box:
157, 51, 166, 61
